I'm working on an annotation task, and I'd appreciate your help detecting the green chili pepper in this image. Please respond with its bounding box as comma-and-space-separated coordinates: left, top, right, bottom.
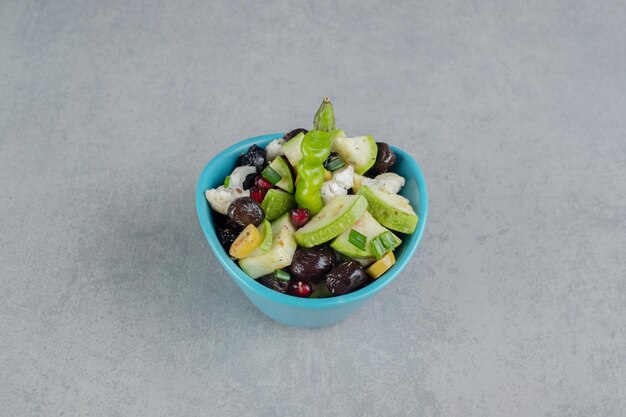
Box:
295, 161, 325, 213
313, 97, 336, 132
295, 98, 336, 214
300, 131, 333, 162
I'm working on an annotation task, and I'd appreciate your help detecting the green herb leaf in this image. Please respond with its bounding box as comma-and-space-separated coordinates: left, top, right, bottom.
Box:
224, 175, 231, 188
370, 237, 386, 259
348, 229, 367, 251
262, 166, 282, 185
379, 231, 397, 250
274, 269, 291, 282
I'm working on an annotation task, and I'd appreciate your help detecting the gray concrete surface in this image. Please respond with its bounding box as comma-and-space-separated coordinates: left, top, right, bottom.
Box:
1, 1, 625, 416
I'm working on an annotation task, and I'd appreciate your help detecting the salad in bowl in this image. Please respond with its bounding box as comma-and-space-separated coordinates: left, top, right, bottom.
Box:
203, 98, 421, 300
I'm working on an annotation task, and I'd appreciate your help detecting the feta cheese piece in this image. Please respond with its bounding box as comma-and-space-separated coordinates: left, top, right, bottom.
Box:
265, 138, 285, 161
320, 166, 355, 205
331, 165, 354, 189
320, 181, 348, 205
205, 186, 250, 215
361, 172, 405, 194
228, 166, 257, 189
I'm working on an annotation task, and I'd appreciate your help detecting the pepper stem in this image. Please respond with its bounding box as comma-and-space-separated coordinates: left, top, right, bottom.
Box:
313, 97, 336, 132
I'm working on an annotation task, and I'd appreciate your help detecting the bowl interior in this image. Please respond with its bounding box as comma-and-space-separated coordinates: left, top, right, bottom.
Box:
196, 133, 428, 308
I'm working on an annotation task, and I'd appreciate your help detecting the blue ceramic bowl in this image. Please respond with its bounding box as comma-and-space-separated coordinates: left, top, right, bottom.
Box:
196, 133, 428, 328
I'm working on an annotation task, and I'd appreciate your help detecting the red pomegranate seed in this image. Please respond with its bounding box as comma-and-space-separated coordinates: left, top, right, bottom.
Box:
288, 280, 313, 298
256, 175, 274, 189
250, 186, 267, 204
289, 208, 310, 228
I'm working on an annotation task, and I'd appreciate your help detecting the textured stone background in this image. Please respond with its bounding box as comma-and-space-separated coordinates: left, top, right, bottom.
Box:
1, 1, 625, 416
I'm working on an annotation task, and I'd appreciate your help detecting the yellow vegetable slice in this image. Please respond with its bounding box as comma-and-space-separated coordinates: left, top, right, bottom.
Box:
365, 251, 395, 279
229, 224, 262, 259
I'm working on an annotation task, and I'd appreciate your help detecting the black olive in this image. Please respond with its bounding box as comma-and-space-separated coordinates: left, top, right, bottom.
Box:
212, 211, 231, 228
236, 145, 266, 171
227, 197, 265, 227
216, 227, 239, 250
326, 261, 369, 295
242, 172, 257, 190
282, 128, 308, 142
289, 245, 336, 282
258, 275, 289, 294
368, 142, 397, 175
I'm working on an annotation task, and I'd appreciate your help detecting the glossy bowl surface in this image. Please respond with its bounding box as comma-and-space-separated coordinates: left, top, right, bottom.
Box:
196, 133, 428, 327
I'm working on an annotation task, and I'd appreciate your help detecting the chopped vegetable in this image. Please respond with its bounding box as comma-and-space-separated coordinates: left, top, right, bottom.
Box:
365, 251, 395, 279
348, 229, 367, 251
370, 236, 386, 259
262, 166, 282, 185
379, 231, 397, 250
264, 156, 294, 193
295, 98, 336, 214
274, 269, 291, 282
229, 224, 262, 259
313, 97, 336, 132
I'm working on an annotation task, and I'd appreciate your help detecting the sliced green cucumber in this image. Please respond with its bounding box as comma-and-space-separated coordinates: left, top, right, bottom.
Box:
358, 185, 418, 234
332, 129, 347, 140
261, 189, 296, 221
331, 210, 402, 258
262, 156, 293, 193
282, 132, 305, 167
352, 173, 365, 193
354, 258, 375, 267
331, 135, 377, 175
294, 195, 368, 247
239, 215, 297, 279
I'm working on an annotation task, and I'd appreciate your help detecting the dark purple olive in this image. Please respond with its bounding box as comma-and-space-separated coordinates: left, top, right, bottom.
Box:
212, 212, 231, 228
237, 145, 266, 171
258, 275, 289, 294
227, 197, 265, 227
213, 211, 242, 249
216, 227, 239, 250
282, 128, 308, 141
368, 143, 397, 175
289, 245, 335, 282
242, 172, 257, 190
326, 261, 369, 295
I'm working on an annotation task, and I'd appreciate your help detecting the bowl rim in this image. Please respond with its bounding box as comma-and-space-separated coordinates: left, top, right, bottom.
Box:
196, 133, 428, 309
